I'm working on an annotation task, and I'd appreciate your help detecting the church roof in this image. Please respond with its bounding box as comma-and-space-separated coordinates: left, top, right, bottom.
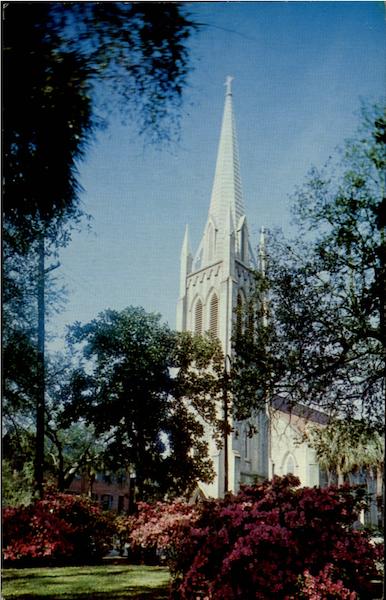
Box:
272, 396, 330, 425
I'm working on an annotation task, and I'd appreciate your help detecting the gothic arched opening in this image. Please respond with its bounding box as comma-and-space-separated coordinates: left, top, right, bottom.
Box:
208, 293, 219, 337
194, 299, 203, 335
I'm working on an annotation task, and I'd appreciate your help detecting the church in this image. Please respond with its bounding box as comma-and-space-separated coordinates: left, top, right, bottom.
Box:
176, 78, 327, 499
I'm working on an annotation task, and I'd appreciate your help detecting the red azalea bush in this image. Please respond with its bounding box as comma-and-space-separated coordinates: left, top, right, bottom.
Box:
128, 476, 383, 599
3, 492, 116, 565
298, 564, 358, 599
128, 500, 198, 566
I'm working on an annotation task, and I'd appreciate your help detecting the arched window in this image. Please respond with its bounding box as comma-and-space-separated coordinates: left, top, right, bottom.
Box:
209, 294, 219, 337
286, 455, 295, 475
194, 299, 203, 335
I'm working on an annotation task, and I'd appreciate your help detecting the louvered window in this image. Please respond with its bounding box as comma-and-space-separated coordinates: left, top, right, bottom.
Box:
209, 294, 219, 337
194, 299, 203, 334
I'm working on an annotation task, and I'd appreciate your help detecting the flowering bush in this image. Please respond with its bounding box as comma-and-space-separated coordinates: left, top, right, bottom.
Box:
3, 492, 116, 565
298, 564, 357, 599
128, 476, 383, 599
128, 500, 198, 566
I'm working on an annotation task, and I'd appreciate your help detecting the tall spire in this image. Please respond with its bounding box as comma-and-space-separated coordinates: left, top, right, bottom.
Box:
258, 226, 266, 277
179, 225, 192, 296
208, 76, 245, 234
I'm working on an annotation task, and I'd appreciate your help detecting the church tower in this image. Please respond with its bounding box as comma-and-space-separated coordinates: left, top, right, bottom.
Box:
177, 78, 264, 497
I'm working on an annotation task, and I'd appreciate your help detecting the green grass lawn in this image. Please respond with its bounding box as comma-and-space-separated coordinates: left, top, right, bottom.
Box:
2, 563, 171, 599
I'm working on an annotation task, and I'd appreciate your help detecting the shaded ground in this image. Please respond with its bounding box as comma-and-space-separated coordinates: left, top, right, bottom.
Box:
2, 564, 170, 599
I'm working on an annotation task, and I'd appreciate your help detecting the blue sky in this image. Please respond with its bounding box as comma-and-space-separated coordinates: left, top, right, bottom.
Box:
49, 2, 385, 349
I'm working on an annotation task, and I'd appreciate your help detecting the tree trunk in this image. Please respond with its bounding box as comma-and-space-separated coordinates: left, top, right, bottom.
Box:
35, 235, 45, 498
87, 471, 95, 497
57, 442, 65, 492
337, 467, 344, 486
376, 466, 383, 498
376, 194, 386, 412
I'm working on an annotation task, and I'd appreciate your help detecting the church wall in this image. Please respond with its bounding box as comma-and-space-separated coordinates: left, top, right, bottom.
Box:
182, 256, 264, 496
270, 411, 320, 487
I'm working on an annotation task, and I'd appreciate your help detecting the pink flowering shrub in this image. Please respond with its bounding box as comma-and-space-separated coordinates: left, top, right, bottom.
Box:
128, 500, 199, 566
3, 492, 116, 565
128, 476, 383, 599
298, 564, 357, 599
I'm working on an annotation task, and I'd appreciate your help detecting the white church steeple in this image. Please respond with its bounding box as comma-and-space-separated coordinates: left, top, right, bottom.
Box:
190, 77, 250, 275
176, 80, 331, 500
207, 76, 245, 249
177, 79, 257, 497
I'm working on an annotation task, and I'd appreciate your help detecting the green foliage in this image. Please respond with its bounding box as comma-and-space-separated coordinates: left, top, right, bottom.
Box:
44, 354, 107, 492
45, 420, 106, 493
2, 459, 35, 508
2, 418, 36, 507
2, 351, 107, 503
2, 244, 38, 418
303, 419, 384, 479
233, 102, 385, 425
67, 307, 224, 501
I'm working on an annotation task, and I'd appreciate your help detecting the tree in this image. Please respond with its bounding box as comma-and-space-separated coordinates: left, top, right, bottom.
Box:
3, 2, 196, 495
3, 2, 196, 251
43, 355, 107, 492
2, 428, 36, 508
3, 2, 97, 495
66, 307, 224, 501
45, 422, 106, 493
232, 102, 385, 427
1, 351, 103, 503
302, 419, 384, 486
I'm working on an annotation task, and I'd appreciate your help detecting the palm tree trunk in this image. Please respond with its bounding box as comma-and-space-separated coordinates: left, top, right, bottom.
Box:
337, 467, 344, 486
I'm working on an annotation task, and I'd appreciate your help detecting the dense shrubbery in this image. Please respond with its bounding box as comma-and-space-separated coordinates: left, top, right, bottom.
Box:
129, 476, 383, 599
129, 500, 198, 566
3, 477, 383, 597
298, 564, 358, 599
3, 492, 116, 565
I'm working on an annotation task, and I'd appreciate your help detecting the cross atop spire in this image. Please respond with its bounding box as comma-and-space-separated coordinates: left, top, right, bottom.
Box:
225, 75, 234, 96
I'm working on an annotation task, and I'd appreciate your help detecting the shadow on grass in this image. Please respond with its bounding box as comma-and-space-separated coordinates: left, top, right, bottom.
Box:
3, 568, 143, 582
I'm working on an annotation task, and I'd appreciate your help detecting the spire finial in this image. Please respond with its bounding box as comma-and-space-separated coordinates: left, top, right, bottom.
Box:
225, 75, 234, 96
